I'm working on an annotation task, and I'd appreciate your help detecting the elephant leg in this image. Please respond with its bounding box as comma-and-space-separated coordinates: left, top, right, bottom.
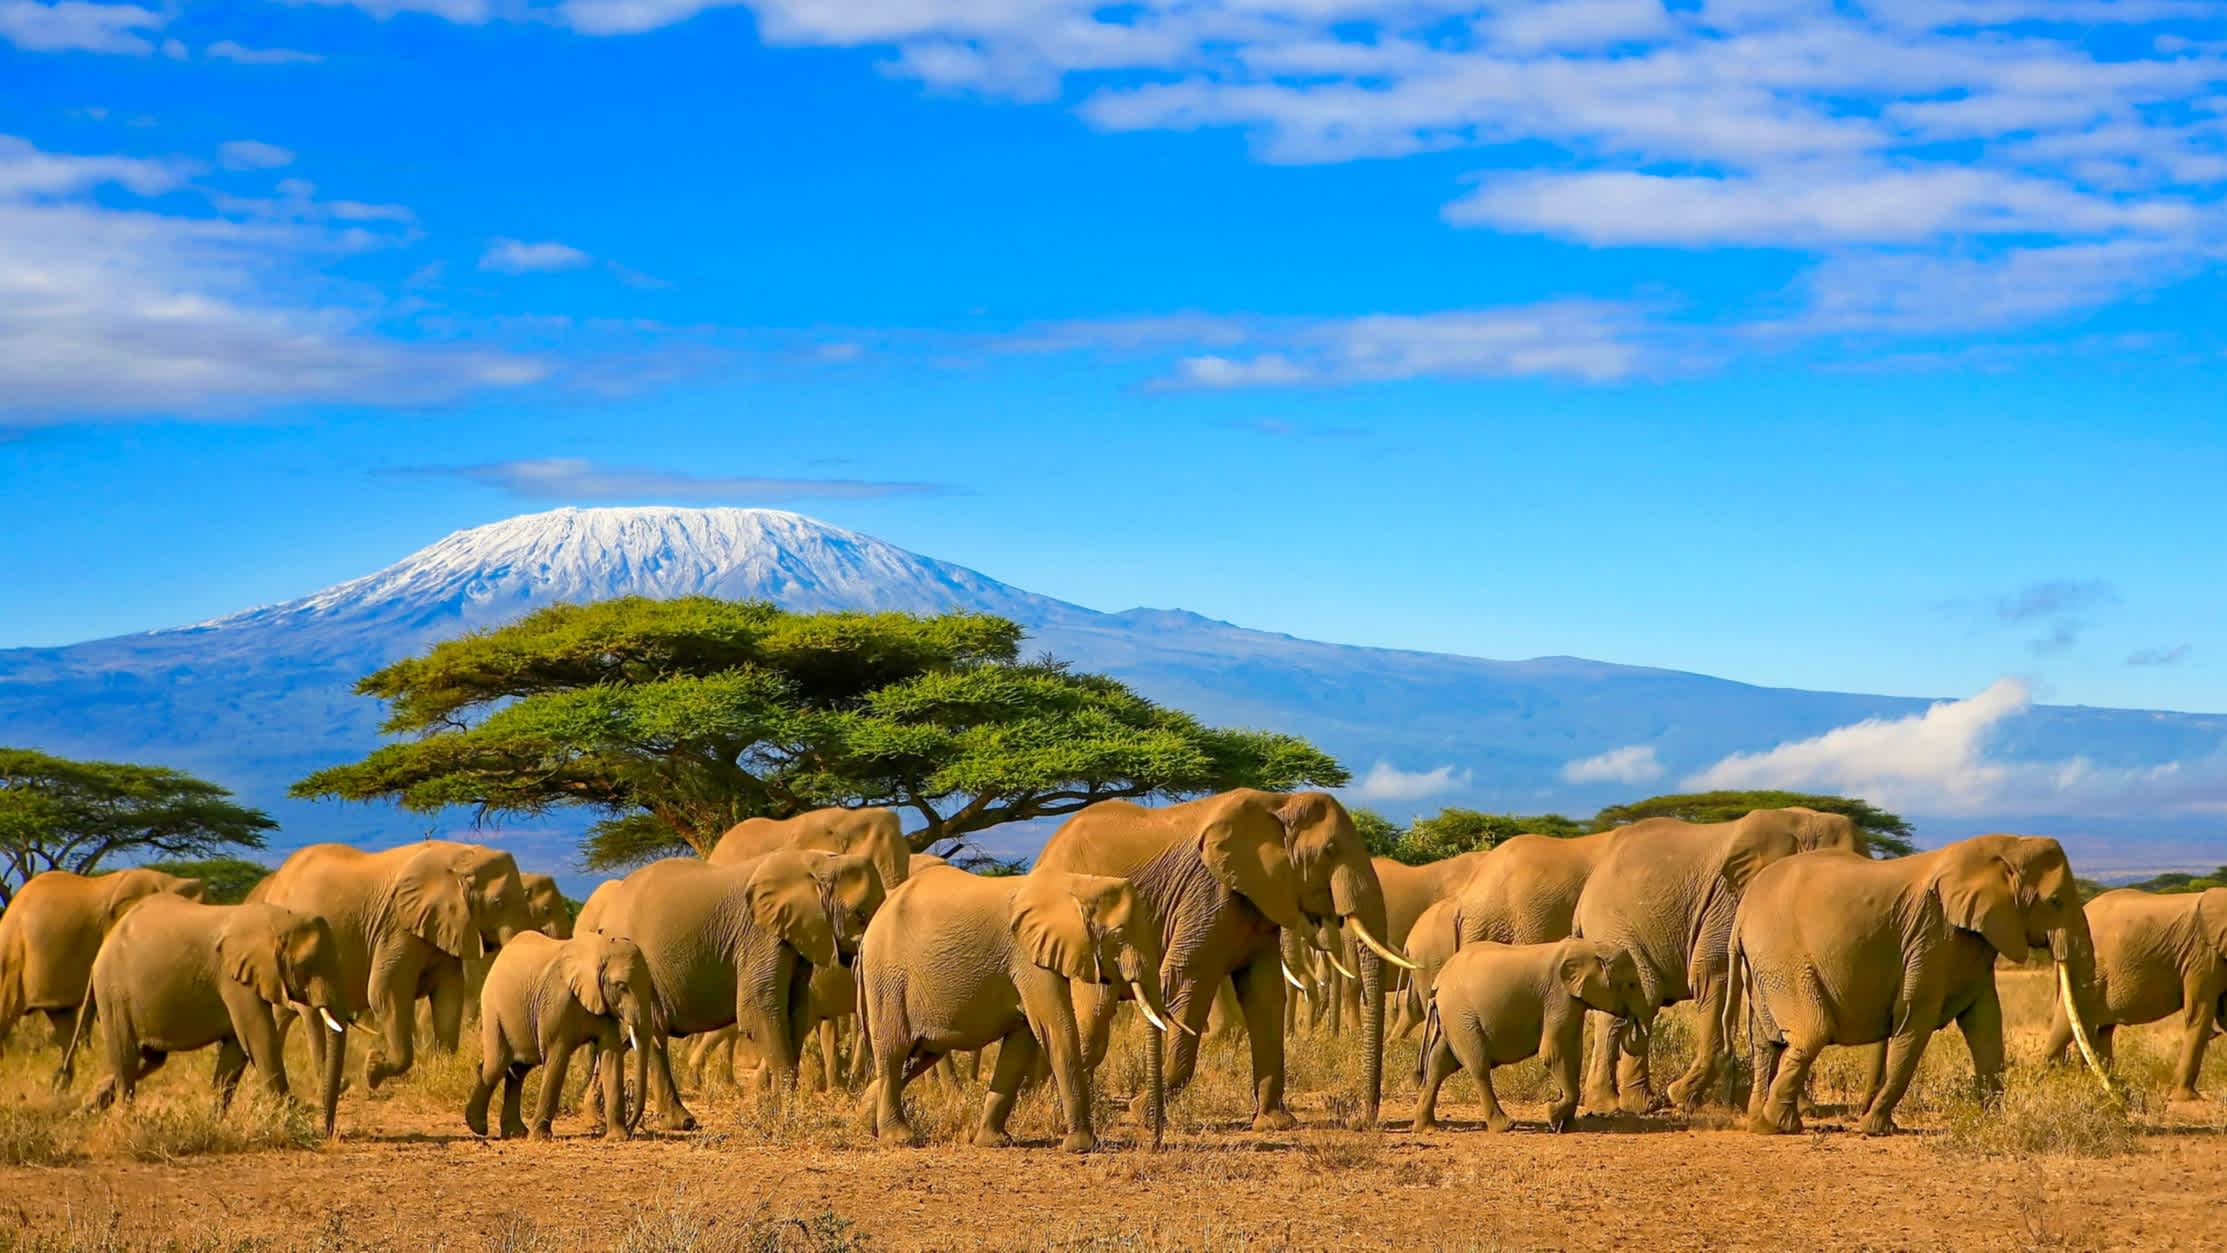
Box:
1156, 981, 1211, 1105
1074, 980, 1117, 1071
597, 1036, 628, 1141
363, 964, 421, 1091
500, 1062, 530, 1139
648, 1035, 698, 1132
2173, 978, 2214, 1101
1956, 985, 2006, 1102
2041, 1002, 2074, 1067
684, 1032, 714, 1085
1857, 1024, 1935, 1137
531, 1038, 577, 1139
1746, 1031, 1783, 1133
1758, 1033, 1822, 1135
1018, 970, 1094, 1153
1233, 962, 1296, 1132
1668, 972, 1727, 1111
118, 1047, 167, 1106
977, 1028, 1039, 1147
466, 1040, 506, 1137
815, 1018, 840, 1094
212, 1038, 248, 1113
1410, 1029, 1458, 1131
44, 1007, 77, 1048
1582, 1010, 1620, 1112
873, 1042, 919, 1145
427, 964, 466, 1055
1613, 1015, 1659, 1114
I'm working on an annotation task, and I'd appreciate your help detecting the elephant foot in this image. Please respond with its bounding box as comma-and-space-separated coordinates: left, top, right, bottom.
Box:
585, 1121, 608, 1138
879, 1121, 917, 1147
526, 1122, 552, 1141
602, 1124, 630, 1143
1580, 1087, 1619, 1114
1618, 1088, 1664, 1116
972, 1127, 1012, 1149
1547, 1103, 1577, 1133
1857, 1112, 1899, 1137
1410, 1111, 1438, 1133
1484, 1112, 1513, 1134
1750, 1104, 1802, 1135
1251, 1108, 1298, 1132
1665, 1076, 1707, 1112
465, 1111, 489, 1138
1060, 1130, 1096, 1154
655, 1108, 699, 1133
2169, 1087, 2202, 1104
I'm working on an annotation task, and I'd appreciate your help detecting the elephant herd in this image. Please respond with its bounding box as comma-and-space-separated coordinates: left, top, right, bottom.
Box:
2, 791, 2222, 1153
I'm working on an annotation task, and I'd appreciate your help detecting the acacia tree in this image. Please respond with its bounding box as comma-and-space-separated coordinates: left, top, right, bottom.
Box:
294, 598, 1347, 868
1592, 789, 1915, 856
1356, 806, 1587, 865
0, 748, 276, 906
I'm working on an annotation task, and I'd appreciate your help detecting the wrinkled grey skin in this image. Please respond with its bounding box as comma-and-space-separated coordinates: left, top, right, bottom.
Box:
2044, 888, 2227, 1100
0, 867, 204, 1052
58, 897, 350, 1134
1412, 938, 1652, 1133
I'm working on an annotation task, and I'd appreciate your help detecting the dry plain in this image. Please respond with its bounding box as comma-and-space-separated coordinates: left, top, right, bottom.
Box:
3, 969, 2224, 1252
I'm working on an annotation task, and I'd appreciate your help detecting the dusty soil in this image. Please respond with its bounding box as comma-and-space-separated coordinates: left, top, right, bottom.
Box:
5, 971, 2224, 1251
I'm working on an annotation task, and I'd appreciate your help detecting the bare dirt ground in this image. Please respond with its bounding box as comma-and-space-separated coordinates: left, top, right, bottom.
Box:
5, 971, 2224, 1252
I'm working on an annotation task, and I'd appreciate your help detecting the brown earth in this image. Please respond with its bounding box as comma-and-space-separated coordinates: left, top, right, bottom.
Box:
4, 970, 2224, 1251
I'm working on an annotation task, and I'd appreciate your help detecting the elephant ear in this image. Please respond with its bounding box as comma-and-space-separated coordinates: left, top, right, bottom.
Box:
1719, 815, 1797, 894
217, 909, 289, 1005
1555, 945, 1611, 1008
1011, 874, 1101, 981
747, 854, 838, 968
393, 852, 483, 960
561, 940, 610, 1018
2196, 890, 2227, 962
1199, 803, 1302, 929
1935, 855, 2030, 963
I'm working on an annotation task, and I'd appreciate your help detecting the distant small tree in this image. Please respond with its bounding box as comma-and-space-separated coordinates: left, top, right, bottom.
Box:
1590, 790, 1915, 857
0, 748, 276, 907
1368, 807, 1589, 866
295, 599, 1346, 869
140, 856, 270, 904
2113, 866, 2227, 896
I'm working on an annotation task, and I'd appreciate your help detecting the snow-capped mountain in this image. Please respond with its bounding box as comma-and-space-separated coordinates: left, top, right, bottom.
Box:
3, 505, 2223, 882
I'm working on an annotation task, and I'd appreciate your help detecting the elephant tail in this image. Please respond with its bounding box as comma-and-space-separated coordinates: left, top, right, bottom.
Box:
1415, 994, 1443, 1086
1722, 933, 1748, 1058
851, 958, 871, 1077
54, 982, 94, 1092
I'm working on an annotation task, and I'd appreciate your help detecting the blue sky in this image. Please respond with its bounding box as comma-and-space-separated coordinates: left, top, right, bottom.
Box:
3, 0, 2225, 715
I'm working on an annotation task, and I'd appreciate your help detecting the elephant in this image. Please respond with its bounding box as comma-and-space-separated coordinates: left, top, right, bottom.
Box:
1732, 834, 2112, 1136
522, 874, 575, 939
2042, 887, 2227, 1101
1411, 938, 1653, 1133
577, 849, 884, 1130
249, 841, 534, 1090
467, 931, 657, 1141
859, 865, 1183, 1152
1033, 789, 1414, 1132
710, 807, 910, 895
1450, 831, 1619, 949
1375, 851, 1496, 949
0, 867, 204, 1053
56, 896, 351, 1134
1394, 898, 1462, 1036
1568, 807, 1865, 1114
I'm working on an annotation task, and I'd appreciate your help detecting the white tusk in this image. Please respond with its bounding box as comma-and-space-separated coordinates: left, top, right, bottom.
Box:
319, 1008, 345, 1035
627, 1025, 639, 1051
1321, 949, 1357, 981
1347, 917, 1420, 972
2056, 961, 2117, 1097
1281, 960, 1307, 992
1130, 982, 1171, 1034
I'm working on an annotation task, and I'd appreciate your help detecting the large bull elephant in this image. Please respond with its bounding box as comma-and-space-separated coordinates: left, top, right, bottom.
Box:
1570, 807, 1865, 1113
1734, 834, 2111, 1135
578, 849, 884, 1130
859, 866, 1181, 1152
2043, 887, 2227, 1101
1451, 831, 1619, 948
1035, 789, 1414, 1131
710, 807, 910, 895
250, 841, 533, 1089
0, 867, 204, 1053
57, 896, 351, 1134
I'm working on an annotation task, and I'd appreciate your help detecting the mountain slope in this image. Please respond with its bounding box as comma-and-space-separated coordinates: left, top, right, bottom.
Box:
2, 506, 2221, 880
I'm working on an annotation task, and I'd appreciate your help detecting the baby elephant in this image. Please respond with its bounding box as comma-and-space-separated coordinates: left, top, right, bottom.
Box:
59, 896, 350, 1134
468, 931, 656, 1141
859, 867, 1183, 1152
1412, 938, 1651, 1133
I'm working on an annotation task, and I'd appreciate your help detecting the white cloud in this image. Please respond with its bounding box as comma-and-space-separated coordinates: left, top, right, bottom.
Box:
204, 40, 324, 64
1685, 678, 2227, 817
218, 140, 296, 171
480, 237, 592, 274
1560, 744, 1665, 785
0, 0, 162, 54
0, 135, 547, 420
1352, 761, 1473, 803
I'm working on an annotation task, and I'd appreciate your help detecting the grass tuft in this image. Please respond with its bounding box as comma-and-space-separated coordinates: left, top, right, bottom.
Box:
1933, 1068, 2141, 1159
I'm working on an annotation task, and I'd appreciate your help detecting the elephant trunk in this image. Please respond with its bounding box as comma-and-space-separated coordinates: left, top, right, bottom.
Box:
319, 1014, 347, 1138
1335, 890, 1400, 1131
1145, 1001, 1165, 1151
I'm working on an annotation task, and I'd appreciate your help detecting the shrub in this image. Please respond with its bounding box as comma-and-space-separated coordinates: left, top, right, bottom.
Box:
1933, 1068, 2139, 1159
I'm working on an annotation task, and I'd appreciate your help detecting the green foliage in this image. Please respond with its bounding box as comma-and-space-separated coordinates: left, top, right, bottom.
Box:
2113, 866, 2227, 895
1591, 789, 1916, 856
0, 748, 274, 907
1350, 808, 1403, 859
295, 598, 1346, 869
139, 856, 270, 904
1365, 807, 1587, 866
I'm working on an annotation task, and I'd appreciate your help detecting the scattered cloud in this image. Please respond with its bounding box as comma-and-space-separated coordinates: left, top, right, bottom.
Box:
1560, 744, 1665, 785
2127, 644, 2193, 668
1686, 678, 2227, 817
480, 238, 592, 274
0, 134, 546, 421
1995, 580, 2119, 623
396, 457, 962, 502
204, 40, 323, 64
0, 0, 163, 55
1351, 761, 1473, 803
218, 140, 295, 171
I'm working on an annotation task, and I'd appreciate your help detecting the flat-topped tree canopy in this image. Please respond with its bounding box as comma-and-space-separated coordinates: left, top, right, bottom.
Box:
295, 597, 1346, 868
0, 748, 275, 905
